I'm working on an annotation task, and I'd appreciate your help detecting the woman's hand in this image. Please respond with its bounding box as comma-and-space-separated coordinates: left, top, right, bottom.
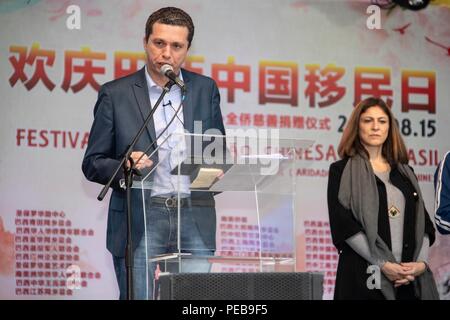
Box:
381, 261, 415, 284
393, 262, 427, 287
400, 262, 427, 277
383, 261, 426, 287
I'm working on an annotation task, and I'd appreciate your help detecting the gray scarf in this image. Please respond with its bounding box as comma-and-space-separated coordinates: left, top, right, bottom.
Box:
338, 153, 439, 300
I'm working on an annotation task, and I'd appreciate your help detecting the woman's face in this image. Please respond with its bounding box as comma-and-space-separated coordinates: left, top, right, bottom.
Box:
358, 105, 390, 149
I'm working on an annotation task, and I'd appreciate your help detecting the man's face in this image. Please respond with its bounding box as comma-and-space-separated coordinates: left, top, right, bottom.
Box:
143, 22, 190, 78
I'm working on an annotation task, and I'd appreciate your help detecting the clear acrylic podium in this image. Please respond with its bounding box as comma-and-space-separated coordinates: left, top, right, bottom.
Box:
124, 131, 313, 299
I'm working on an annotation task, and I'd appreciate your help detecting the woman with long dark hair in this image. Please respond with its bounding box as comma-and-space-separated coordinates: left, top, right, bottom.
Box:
327, 97, 439, 300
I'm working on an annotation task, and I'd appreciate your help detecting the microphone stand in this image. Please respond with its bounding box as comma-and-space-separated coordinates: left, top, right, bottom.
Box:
97, 79, 175, 300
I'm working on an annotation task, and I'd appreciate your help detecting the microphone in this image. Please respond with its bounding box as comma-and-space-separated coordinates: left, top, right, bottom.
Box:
160, 64, 186, 91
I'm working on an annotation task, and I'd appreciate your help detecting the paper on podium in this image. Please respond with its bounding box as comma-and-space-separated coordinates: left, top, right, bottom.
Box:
209, 153, 289, 192
190, 167, 223, 189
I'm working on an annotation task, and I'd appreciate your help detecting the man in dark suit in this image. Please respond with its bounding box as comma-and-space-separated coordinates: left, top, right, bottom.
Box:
82, 7, 225, 299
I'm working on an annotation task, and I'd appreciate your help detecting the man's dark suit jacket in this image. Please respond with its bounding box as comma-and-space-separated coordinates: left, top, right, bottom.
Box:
82, 67, 226, 257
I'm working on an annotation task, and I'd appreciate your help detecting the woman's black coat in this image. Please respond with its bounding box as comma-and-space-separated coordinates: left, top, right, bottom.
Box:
327, 158, 436, 300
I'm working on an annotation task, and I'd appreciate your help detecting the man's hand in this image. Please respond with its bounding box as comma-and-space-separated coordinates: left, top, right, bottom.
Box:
128, 151, 153, 170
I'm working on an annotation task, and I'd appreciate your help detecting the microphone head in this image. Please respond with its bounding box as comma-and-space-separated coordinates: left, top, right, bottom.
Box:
160, 64, 173, 75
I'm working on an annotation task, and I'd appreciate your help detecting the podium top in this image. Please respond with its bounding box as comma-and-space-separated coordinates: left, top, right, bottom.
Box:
121, 133, 314, 193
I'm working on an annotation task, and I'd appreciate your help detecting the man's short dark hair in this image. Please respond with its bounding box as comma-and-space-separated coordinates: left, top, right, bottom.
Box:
145, 7, 194, 48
